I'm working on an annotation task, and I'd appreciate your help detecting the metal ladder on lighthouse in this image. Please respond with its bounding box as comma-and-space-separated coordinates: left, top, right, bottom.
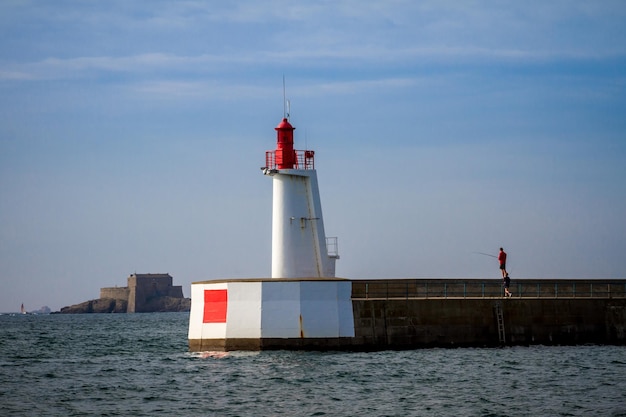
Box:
494, 301, 506, 345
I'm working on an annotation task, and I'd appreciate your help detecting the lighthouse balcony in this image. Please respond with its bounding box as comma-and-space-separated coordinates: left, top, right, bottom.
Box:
326, 237, 340, 259
265, 150, 315, 171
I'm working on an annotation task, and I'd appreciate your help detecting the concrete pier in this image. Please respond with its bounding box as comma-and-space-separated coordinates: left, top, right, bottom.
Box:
352, 279, 626, 349
188, 278, 626, 351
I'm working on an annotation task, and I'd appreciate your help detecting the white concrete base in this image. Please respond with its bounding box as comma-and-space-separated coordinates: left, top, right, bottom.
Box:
188, 278, 355, 351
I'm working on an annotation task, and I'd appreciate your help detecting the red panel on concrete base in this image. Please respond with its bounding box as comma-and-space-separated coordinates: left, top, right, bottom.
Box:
203, 289, 227, 323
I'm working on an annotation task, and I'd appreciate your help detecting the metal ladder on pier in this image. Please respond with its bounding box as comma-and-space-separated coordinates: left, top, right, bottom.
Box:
494, 302, 506, 344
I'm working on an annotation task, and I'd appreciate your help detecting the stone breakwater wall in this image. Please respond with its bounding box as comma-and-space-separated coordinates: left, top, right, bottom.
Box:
188, 278, 626, 351
351, 279, 626, 348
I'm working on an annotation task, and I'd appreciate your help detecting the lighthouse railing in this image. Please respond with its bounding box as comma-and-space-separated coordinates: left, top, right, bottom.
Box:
265, 150, 315, 170
351, 279, 626, 300
326, 237, 339, 258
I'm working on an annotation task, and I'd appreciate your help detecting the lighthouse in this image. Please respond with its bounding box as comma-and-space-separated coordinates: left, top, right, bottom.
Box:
263, 117, 339, 278
188, 114, 354, 351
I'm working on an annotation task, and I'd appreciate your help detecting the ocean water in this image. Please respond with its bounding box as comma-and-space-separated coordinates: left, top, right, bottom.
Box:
1, 313, 625, 417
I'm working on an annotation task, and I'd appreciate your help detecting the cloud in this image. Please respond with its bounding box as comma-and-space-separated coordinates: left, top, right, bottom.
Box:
131, 79, 276, 101
2, 0, 625, 87
3, 43, 623, 85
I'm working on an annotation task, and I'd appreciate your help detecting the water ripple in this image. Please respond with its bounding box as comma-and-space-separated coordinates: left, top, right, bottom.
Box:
1, 314, 625, 416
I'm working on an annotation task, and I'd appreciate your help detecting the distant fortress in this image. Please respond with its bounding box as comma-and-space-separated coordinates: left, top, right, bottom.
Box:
100, 273, 185, 312
59, 273, 190, 314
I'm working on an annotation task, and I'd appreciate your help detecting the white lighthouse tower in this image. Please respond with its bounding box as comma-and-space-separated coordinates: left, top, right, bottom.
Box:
263, 117, 339, 278
188, 113, 354, 351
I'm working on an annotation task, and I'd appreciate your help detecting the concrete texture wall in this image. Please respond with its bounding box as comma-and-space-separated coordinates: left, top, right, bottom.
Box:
350, 279, 626, 349
352, 298, 626, 348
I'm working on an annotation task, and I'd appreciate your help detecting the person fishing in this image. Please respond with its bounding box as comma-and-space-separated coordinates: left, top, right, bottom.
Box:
498, 247, 507, 278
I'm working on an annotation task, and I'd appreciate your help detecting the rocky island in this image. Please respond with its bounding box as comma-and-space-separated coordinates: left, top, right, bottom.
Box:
58, 273, 190, 314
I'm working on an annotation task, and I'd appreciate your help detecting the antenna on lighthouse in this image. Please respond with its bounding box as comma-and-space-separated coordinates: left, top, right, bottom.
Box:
283, 75, 290, 120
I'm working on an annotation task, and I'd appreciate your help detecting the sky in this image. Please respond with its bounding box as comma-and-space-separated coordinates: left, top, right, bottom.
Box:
1, 1, 625, 312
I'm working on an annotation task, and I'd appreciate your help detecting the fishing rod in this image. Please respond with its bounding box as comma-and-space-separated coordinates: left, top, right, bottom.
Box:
473, 252, 511, 278
473, 252, 497, 258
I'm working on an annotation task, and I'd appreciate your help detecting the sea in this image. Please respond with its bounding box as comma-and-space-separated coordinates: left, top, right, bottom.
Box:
1, 313, 624, 417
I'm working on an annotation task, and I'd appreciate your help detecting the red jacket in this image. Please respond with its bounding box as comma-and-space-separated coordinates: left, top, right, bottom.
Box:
498, 251, 507, 265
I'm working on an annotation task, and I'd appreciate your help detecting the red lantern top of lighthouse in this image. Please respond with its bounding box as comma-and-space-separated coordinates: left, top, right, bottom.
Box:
275, 118, 294, 132
274, 118, 295, 169
265, 117, 315, 171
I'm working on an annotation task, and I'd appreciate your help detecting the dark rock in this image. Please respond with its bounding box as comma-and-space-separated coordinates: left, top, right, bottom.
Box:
59, 298, 127, 314
142, 296, 191, 312
58, 296, 189, 314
